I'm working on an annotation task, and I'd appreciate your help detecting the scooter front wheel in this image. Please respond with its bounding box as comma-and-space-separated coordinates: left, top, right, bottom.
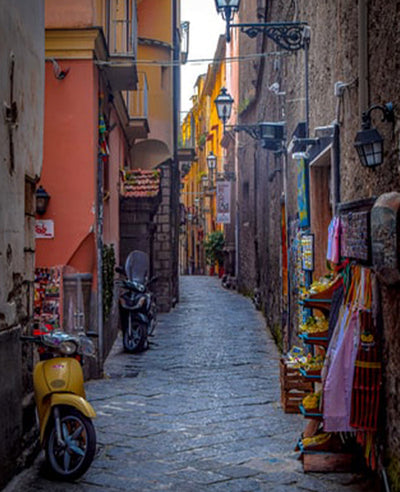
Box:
123, 314, 147, 353
45, 406, 96, 481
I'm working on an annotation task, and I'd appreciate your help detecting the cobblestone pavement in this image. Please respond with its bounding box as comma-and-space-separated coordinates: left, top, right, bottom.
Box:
5, 276, 375, 491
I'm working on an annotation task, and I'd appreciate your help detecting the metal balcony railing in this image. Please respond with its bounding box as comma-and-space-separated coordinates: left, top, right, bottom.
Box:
107, 0, 137, 58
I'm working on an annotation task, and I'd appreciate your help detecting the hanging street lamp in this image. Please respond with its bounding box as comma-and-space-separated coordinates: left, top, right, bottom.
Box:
354, 102, 395, 169
214, 87, 234, 131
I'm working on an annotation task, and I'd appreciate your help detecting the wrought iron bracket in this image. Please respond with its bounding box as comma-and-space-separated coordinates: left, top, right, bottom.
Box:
228, 21, 309, 51
226, 124, 262, 140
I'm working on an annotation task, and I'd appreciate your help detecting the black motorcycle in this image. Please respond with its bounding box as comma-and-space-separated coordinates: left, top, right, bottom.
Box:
116, 250, 157, 353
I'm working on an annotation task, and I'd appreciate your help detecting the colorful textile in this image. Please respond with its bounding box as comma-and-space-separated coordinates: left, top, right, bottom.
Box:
323, 309, 360, 432
350, 310, 381, 430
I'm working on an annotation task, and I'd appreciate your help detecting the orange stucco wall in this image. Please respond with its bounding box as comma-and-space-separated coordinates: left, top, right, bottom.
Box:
45, 0, 96, 28
36, 59, 98, 272
102, 105, 124, 266
134, 0, 174, 165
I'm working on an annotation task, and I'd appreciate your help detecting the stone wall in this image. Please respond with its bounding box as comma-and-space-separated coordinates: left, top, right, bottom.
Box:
0, 0, 44, 486
153, 161, 179, 312
235, 0, 400, 486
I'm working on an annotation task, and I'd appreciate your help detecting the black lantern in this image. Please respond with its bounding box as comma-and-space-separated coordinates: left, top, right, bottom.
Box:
214, 87, 234, 127
214, 0, 240, 17
36, 185, 51, 215
354, 102, 394, 168
207, 151, 217, 188
206, 151, 217, 170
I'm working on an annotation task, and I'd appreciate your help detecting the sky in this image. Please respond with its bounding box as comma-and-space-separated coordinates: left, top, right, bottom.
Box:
180, 0, 225, 114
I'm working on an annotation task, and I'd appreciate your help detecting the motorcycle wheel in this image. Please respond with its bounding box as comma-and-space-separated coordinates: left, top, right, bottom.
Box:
123, 314, 147, 353
45, 406, 96, 481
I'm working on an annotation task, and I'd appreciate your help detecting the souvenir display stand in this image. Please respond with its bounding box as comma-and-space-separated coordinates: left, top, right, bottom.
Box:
295, 276, 357, 472
286, 199, 382, 473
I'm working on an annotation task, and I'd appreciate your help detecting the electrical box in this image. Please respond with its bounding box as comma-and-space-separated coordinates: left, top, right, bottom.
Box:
371, 192, 400, 285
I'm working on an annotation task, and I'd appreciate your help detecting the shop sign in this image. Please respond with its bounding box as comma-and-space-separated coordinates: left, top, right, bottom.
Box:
216, 181, 231, 224
296, 157, 310, 227
35, 220, 54, 239
340, 211, 369, 261
301, 234, 314, 271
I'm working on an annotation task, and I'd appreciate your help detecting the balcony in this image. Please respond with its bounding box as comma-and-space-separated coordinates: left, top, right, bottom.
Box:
103, 0, 138, 91
125, 72, 150, 141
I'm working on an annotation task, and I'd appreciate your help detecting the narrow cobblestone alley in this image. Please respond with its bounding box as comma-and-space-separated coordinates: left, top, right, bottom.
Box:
5, 277, 374, 492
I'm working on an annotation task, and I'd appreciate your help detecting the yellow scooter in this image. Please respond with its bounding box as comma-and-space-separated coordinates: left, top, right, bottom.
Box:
21, 329, 97, 480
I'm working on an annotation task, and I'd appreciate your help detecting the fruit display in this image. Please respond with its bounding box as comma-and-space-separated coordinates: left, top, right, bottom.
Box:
299, 316, 328, 335
307, 277, 333, 294
302, 391, 321, 411
301, 432, 331, 450
299, 354, 324, 374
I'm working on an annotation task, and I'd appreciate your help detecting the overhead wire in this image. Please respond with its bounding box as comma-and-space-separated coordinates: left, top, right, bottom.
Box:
136, 50, 293, 67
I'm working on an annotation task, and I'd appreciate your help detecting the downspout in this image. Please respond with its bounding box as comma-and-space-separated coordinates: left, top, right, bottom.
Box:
172, 0, 180, 302
358, 0, 369, 118
96, 153, 104, 372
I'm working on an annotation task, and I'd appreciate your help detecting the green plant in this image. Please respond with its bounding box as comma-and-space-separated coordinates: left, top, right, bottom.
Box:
197, 133, 207, 149
102, 243, 115, 322
204, 231, 225, 266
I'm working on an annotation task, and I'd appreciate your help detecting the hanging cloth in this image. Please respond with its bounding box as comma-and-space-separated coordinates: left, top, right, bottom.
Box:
323, 309, 360, 432
322, 266, 364, 432
350, 273, 382, 431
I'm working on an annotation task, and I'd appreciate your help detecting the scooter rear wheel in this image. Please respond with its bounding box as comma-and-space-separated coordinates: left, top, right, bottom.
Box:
123, 314, 147, 353
45, 406, 96, 481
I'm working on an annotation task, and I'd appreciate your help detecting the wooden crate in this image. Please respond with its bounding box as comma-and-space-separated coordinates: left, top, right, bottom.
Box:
302, 452, 355, 473
280, 358, 313, 414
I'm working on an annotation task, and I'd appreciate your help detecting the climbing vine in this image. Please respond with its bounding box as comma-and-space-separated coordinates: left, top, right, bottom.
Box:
102, 243, 115, 322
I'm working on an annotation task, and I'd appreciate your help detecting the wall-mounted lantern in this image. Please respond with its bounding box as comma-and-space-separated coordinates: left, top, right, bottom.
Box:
354, 102, 395, 169
214, 87, 234, 129
207, 151, 217, 188
36, 185, 51, 215
214, 87, 285, 151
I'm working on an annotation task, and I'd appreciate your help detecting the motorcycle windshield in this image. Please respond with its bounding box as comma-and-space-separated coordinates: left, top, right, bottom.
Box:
124, 250, 149, 284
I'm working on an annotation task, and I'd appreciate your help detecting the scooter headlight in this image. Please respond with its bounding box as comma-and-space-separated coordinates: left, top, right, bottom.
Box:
59, 341, 77, 355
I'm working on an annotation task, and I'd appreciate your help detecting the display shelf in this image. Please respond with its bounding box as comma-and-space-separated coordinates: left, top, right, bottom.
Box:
299, 332, 329, 348
299, 403, 323, 420
299, 367, 322, 381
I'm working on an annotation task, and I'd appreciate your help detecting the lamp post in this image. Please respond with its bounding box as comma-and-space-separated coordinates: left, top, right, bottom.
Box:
354, 102, 395, 168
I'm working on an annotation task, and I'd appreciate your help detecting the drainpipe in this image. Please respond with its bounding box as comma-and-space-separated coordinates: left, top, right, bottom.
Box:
172, 0, 180, 302
358, 0, 369, 118
96, 155, 104, 372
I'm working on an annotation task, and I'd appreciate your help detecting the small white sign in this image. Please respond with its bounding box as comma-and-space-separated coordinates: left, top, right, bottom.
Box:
35, 220, 54, 239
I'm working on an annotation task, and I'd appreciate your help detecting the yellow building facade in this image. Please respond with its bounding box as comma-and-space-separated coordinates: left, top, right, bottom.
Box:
179, 36, 227, 275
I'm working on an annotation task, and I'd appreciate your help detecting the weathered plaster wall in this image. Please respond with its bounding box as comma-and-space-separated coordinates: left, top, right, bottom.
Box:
0, 0, 44, 486
237, 0, 400, 485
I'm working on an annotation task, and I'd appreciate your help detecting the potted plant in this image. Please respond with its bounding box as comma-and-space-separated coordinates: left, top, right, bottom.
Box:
204, 231, 225, 276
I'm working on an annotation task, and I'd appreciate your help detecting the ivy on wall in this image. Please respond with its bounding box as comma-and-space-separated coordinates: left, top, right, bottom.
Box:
102, 244, 115, 322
